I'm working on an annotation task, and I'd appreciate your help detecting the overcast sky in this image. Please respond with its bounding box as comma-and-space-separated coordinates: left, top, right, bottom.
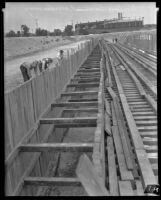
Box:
4, 2, 158, 33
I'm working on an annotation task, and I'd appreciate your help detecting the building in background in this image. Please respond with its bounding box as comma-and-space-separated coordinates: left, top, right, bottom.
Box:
75, 12, 144, 35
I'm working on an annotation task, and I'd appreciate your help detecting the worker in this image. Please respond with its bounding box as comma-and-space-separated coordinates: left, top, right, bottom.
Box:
42, 58, 53, 70
38, 60, 43, 73
58, 50, 64, 59
20, 62, 32, 82
57, 50, 64, 64
115, 38, 118, 43
32, 60, 39, 75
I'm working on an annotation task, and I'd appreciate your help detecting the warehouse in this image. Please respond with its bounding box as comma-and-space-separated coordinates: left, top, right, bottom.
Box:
75, 13, 144, 35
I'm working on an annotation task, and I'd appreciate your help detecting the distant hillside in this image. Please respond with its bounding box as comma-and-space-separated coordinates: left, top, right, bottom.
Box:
4, 36, 74, 61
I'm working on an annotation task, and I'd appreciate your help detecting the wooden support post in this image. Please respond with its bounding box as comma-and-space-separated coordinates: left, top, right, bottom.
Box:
61, 91, 98, 97
62, 108, 98, 113
19, 143, 94, 153
39, 117, 97, 124
24, 177, 81, 187
51, 101, 98, 108
66, 83, 99, 88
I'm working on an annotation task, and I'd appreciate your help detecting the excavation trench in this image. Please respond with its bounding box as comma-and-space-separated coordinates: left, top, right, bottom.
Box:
21, 46, 101, 196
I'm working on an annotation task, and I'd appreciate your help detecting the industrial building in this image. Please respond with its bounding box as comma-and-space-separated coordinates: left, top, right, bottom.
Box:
75, 13, 144, 35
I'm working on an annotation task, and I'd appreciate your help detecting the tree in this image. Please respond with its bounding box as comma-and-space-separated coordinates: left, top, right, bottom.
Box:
35, 28, 48, 36
64, 25, 73, 36
5, 30, 16, 37
53, 29, 62, 36
21, 24, 30, 36
78, 28, 89, 35
17, 31, 21, 37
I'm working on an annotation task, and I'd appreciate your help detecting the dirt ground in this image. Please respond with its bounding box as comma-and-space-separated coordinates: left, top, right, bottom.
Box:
4, 36, 84, 61
4, 37, 90, 92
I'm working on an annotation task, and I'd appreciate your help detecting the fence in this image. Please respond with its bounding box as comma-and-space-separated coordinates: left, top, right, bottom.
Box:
118, 30, 156, 53
5, 38, 99, 195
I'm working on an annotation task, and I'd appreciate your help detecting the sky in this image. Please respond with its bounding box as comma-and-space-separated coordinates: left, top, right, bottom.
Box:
3, 2, 158, 33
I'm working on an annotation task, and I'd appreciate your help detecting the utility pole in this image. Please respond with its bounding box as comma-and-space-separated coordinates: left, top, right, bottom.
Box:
71, 20, 74, 30
35, 19, 38, 30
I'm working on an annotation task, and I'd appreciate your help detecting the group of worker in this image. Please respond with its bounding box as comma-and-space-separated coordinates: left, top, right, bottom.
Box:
20, 50, 64, 82
20, 58, 53, 82
112, 38, 118, 43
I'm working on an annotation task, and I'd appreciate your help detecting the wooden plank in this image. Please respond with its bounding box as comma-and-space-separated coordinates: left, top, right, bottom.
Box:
135, 149, 157, 188
145, 94, 157, 114
147, 153, 158, 163
7, 89, 24, 147
40, 117, 97, 124
111, 102, 117, 126
19, 143, 94, 152
119, 181, 134, 196
107, 137, 119, 196
61, 91, 98, 96
78, 69, 100, 72
108, 87, 117, 99
24, 177, 81, 186
67, 83, 99, 87
119, 94, 144, 150
112, 126, 134, 180
51, 101, 98, 108
135, 180, 145, 196
76, 72, 100, 76
54, 123, 96, 128
63, 108, 98, 113
111, 67, 125, 95
68, 98, 97, 102
105, 112, 111, 136
143, 138, 157, 145
76, 154, 109, 196
144, 145, 157, 152
75, 75, 100, 79
77, 80, 100, 84
5, 93, 14, 156
105, 51, 113, 87
113, 100, 134, 170
117, 121, 134, 170
104, 99, 111, 116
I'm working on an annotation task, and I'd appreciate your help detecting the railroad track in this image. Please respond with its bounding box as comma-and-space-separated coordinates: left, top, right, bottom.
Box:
102, 41, 158, 195
106, 42, 157, 102
113, 42, 157, 81
115, 43, 157, 77
127, 44, 157, 58
120, 43, 157, 63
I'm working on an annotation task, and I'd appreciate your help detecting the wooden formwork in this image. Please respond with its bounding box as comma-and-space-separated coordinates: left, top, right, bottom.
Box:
5, 39, 100, 196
